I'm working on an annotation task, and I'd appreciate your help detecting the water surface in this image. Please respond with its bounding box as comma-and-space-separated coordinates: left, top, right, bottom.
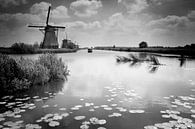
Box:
0, 50, 195, 129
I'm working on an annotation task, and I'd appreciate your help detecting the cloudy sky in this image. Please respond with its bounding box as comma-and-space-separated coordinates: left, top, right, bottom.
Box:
0, 0, 195, 47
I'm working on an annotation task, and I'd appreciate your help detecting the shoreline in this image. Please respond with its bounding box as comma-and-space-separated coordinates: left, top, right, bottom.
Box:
94, 47, 195, 58
0, 47, 78, 54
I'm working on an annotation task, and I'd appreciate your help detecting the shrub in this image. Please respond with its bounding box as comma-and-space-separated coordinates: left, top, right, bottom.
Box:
11, 42, 36, 54
16, 57, 50, 85
11, 78, 31, 91
37, 53, 69, 80
0, 53, 68, 93
16, 57, 35, 79
0, 54, 25, 92
139, 41, 148, 48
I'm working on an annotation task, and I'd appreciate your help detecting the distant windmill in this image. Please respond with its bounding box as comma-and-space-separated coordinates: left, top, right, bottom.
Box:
28, 6, 65, 49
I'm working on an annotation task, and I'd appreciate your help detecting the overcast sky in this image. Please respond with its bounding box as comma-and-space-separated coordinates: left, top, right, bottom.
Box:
0, 0, 195, 47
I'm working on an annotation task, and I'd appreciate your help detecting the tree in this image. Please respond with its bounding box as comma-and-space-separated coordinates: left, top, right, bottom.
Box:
139, 41, 148, 48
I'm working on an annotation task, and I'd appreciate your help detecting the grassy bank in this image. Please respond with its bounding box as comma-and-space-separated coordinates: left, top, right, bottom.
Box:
0, 53, 69, 93
0, 47, 77, 54
94, 47, 195, 57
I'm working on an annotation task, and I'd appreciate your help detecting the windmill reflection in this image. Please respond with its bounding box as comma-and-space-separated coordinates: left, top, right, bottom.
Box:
178, 55, 186, 67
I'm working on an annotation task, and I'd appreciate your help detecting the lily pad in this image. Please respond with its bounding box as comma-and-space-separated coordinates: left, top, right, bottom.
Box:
61, 113, 69, 117
89, 117, 99, 124
98, 119, 106, 125
108, 113, 122, 117
97, 127, 106, 129
74, 116, 86, 120
0, 117, 5, 122
59, 108, 66, 111
80, 124, 89, 129
48, 121, 60, 127
104, 107, 112, 110
26, 124, 42, 129
129, 110, 145, 113
53, 115, 63, 120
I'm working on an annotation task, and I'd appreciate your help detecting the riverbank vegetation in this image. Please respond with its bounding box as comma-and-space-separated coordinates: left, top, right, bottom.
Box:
10, 42, 38, 54
95, 43, 195, 57
0, 42, 78, 54
0, 53, 69, 93
116, 54, 161, 65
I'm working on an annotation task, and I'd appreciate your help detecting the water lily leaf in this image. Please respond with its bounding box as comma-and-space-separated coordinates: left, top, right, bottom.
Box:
59, 108, 66, 111
74, 116, 86, 120
48, 121, 60, 127
108, 113, 122, 117
98, 119, 106, 125
97, 127, 106, 129
104, 107, 112, 110
80, 124, 89, 129
61, 113, 69, 118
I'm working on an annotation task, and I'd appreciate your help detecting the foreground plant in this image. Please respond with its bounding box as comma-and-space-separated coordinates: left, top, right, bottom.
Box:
37, 53, 69, 81
0, 53, 69, 93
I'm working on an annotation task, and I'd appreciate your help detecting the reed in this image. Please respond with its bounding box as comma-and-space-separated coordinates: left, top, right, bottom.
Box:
0, 53, 69, 93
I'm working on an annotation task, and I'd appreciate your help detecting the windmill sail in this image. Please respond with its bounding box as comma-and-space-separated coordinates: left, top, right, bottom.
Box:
46, 6, 51, 25
28, 5, 65, 49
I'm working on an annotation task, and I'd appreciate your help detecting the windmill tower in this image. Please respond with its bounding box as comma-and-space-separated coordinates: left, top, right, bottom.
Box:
29, 6, 65, 49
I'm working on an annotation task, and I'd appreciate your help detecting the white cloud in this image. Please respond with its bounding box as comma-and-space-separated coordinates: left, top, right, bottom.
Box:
118, 0, 148, 14
52, 6, 69, 19
65, 21, 101, 30
188, 10, 195, 20
147, 15, 190, 30
70, 0, 102, 17
0, 0, 27, 7
30, 2, 51, 15
30, 2, 69, 21
0, 2, 69, 46
145, 14, 195, 45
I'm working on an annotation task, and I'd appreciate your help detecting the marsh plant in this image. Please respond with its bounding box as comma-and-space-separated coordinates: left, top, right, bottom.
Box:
0, 54, 28, 92
116, 54, 161, 65
0, 53, 69, 93
37, 53, 69, 80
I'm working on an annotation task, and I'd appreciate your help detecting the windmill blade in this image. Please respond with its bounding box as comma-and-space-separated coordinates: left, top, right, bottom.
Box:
46, 6, 51, 25
51, 26, 66, 29
28, 25, 46, 28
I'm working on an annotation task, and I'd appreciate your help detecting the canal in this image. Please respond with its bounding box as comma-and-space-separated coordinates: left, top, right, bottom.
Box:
0, 50, 195, 129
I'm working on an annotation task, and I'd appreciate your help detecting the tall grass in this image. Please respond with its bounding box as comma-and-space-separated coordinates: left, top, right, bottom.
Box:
37, 53, 69, 81
0, 53, 69, 93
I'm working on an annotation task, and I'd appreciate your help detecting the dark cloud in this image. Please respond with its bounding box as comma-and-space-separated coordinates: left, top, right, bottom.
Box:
147, 0, 195, 17
0, 0, 27, 8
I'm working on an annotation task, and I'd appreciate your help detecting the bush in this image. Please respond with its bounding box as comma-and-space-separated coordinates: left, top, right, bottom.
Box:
37, 53, 69, 80
139, 41, 148, 48
16, 57, 50, 85
11, 42, 36, 54
11, 78, 31, 91
0, 53, 68, 93
0, 54, 25, 92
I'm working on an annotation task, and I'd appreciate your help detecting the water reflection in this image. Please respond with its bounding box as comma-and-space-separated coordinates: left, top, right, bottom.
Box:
25, 80, 66, 97
148, 65, 159, 73
178, 55, 186, 67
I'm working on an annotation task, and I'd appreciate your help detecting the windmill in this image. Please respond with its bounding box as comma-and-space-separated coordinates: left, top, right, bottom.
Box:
28, 6, 65, 49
